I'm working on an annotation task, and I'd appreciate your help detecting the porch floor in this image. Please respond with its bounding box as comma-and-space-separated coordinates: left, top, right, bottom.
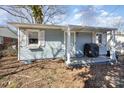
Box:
69, 56, 115, 66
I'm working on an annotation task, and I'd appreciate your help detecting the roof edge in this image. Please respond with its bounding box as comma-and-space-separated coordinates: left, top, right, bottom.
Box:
8, 22, 117, 31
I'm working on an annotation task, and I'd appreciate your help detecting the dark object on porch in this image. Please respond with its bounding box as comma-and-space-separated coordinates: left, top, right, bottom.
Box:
84, 43, 99, 57
106, 51, 110, 57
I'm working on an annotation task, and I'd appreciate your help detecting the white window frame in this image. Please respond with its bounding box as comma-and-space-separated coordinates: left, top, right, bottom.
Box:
26, 29, 45, 49
96, 32, 103, 45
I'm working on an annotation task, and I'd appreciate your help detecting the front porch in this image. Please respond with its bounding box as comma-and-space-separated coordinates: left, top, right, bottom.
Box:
69, 56, 115, 66
65, 25, 117, 65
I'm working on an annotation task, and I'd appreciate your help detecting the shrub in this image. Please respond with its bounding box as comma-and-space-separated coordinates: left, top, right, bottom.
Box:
1, 45, 17, 57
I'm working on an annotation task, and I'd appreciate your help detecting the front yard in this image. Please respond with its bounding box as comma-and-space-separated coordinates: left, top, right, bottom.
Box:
0, 56, 124, 88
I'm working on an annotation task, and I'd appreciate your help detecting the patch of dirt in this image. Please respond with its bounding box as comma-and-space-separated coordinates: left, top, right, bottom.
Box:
84, 59, 124, 88
0, 57, 90, 88
0, 57, 124, 88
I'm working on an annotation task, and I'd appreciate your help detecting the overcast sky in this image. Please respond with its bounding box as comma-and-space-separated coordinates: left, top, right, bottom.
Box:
0, 5, 124, 30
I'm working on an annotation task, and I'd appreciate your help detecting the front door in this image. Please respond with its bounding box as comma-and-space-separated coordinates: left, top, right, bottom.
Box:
96, 32, 107, 55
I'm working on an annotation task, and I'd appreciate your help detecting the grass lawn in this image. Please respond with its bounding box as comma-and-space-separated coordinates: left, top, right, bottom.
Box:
0, 57, 124, 88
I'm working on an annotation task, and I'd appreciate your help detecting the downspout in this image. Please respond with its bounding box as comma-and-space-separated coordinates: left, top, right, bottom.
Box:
66, 25, 71, 65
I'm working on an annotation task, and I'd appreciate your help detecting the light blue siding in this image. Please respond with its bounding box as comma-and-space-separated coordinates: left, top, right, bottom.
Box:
19, 28, 108, 62
19, 29, 65, 61
76, 32, 92, 57
75, 32, 107, 56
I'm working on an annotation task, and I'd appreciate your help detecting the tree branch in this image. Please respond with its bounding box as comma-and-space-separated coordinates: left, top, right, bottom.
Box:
0, 7, 32, 23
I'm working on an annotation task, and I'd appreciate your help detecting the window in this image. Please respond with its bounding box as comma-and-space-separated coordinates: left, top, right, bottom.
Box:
0, 36, 3, 44
96, 33, 102, 44
27, 29, 45, 49
29, 32, 38, 45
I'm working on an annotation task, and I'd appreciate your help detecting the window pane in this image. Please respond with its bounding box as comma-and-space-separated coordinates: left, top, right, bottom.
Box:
29, 32, 38, 44
98, 34, 102, 44
96, 34, 102, 44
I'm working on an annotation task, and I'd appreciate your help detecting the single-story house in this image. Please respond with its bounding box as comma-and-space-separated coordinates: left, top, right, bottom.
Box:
0, 27, 17, 50
10, 22, 117, 65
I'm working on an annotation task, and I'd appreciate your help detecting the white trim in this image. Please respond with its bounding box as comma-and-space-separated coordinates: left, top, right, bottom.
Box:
39, 30, 45, 47
66, 26, 71, 64
74, 32, 76, 54
95, 32, 103, 46
64, 31, 76, 58
25, 29, 45, 49
28, 31, 40, 48
10, 22, 117, 32
64, 31, 66, 57
110, 30, 116, 60
65, 30, 93, 33
18, 28, 20, 61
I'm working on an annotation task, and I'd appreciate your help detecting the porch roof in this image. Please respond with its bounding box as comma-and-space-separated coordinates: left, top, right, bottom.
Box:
9, 22, 117, 32
68, 25, 117, 32
9, 22, 65, 30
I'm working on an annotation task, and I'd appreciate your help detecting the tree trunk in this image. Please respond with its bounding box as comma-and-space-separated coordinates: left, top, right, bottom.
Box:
30, 5, 43, 24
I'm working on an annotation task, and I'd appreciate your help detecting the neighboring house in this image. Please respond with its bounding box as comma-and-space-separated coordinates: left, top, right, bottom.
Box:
0, 27, 17, 50
10, 23, 117, 65
108, 31, 124, 55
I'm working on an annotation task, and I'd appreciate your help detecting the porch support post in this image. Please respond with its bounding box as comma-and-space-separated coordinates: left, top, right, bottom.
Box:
66, 25, 71, 64
74, 32, 76, 54
110, 30, 116, 61
17, 28, 20, 61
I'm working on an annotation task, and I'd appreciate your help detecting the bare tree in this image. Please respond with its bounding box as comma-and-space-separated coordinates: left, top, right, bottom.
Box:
112, 19, 124, 31
0, 5, 67, 24
42, 5, 66, 24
